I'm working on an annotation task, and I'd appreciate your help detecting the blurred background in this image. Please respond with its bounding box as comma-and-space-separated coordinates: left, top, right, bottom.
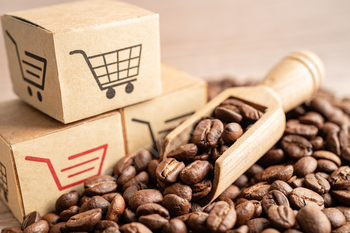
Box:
0, 0, 350, 100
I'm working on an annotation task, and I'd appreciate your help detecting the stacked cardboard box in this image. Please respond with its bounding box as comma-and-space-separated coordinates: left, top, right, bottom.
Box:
0, 0, 207, 221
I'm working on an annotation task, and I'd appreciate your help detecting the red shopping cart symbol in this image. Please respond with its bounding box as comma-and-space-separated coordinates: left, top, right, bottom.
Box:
25, 144, 108, 191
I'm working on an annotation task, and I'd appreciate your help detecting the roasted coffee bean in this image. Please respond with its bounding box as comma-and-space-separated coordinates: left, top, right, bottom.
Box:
191, 179, 212, 200
261, 229, 279, 233
322, 122, 340, 135
342, 147, 350, 161
191, 119, 224, 149
23, 220, 49, 233
214, 106, 243, 123
220, 185, 241, 200
290, 177, 304, 188
147, 159, 159, 182
296, 206, 331, 233
262, 190, 289, 214
293, 156, 317, 177
134, 149, 152, 173
246, 218, 270, 233
193, 152, 210, 161
136, 203, 170, 219
156, 158, 185, 185
246, 164, 264, 178
327, 132, 341, 156
329, 166, 350, 189
116, 166, 136, 187
211, 145, 228, 161
267, 205, 295, 230
55, 191, 79, 214
162, 194, 190, 217
217, 195, 235, 207
323, 192, 337, 207
203, 202, 216, 213
128, 189, 163, 210
41, 213, 59, 228
335, 206, 350, 221
47, 222, 67, 233
206, 201, 236, 232
242, 182, 271, 200
227, 225, 248, 233
290, 187, 324, 210
167, 144, 198, 162
332, 190, 350, 206
270, 180, 293, 197
310, 97, 334, 119
190, 203, 203, 213
122, 171, 149, 192
187, 212, 210, 233
312, 150, 342, 167
332, 222, 350, 233
161, 219, 187, 233
317, 171, 330, 180
258, 149, 285, 168
249, 200, 263, 218
60, 205, 79, 222
317, 159, 338, 173
123, 208, 137, 223
304, 173, 330, 194
1, 227, 23, 233
113, 154, 133, 176
123, 186, 139, 204
285, 120, 318, 139
322, 208, 346, 228
84, 176, 117, 196
106, 193, 125, 222
80, 196, 91, 206
281, 135, 313, 158
239, 104, 263, 121
21, 211, 41, 230
163, 183, 192, 202
102, 193, 119, 203
67, 208, 102, 231
234, 175, 249, 189
299, 111, 324, 129
222, 122, 243, 143
80, 196, 109, 215
310, 136, 324, 150
139, 214, 168, 232
235, 201, 255, 226
102, 226, 119, 233
95, 220, 119, 233
173, 213, 192, 224
119, 223, 152, 233
261, 165, 294, 183
179, 160, 210, 185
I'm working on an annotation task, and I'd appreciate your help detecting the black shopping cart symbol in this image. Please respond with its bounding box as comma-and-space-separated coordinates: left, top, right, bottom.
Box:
70, 44, 142, 99
6, 31, 47, 102
0, 162, 8, 202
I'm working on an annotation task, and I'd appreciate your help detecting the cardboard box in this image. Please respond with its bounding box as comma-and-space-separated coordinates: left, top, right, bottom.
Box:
1, 0, 161, 123
0, 100, 125, 221
123, 63, 208, 155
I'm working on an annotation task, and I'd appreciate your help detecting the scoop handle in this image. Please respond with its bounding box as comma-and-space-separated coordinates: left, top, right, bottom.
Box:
260, 51, 324, 112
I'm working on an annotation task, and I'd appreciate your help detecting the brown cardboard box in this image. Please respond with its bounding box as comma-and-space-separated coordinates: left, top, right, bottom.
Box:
0, 100, 125, 221
123, 63, 208, 155
1, 0, 161, 123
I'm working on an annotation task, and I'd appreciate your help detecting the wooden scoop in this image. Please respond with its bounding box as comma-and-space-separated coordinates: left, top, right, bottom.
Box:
160, 51, 324, 205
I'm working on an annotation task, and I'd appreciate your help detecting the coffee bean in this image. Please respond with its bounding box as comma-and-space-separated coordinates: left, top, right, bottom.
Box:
47, 222, 67, 233
310, 136, 324, 150
60, 205, 79, 222
242, 182, 271, 200
235, 201, 255, 226
84, 176, 117, 196
41, 213, 59, 228
193, 152, 210, 161
116, 166, 136, 187
206, 201, 236, 232
173, 213, 192, 224
262, 190, 289, 214
322, 122, 340, 135
335, 206, 350, 221
258, 149, 285, 168
332, 190, 350, 206
261, 229, 280, 233
179, 160, 210, 185
1, 227, 23, 233
214, 106, 243, 123
191, 119, 224, 149
290, 187, 324, 210
190, 203, 204, 213
139, 214, 168, 232
299, 111, 324, 129
222, 123, 243, 144
119, 223, 152, 233
261, 165, 294, 183
329, 166, 350, 189
187, 212, 210, 233
55, 191, 79, 214
79, 196, 109, 215
161, 219, 187, 233
106, 193, 125, 222
102, 226, 120, 233
249, 200, 263, 218
21, 211, 41, 230
290, 177, 304, 188
270, 180, 293, 197
163, 183, 192, 202
80, 196, 91, 206
310, 97, 334, 119
128, 189, 163, 210
332, 222, 350, 233
113, 154, 133, 176
294, 157, 317, 177
134, 149, 152, 173
246, 164, 264, 178
124, 208, 137, 223
285, 120, 318, 139
162, 194, 190, 217
327, 132, 341, 156
281, 135, 312, 158
226, 225, 248, 233
317, 171, 330, 180
220, 185, 241, 200
239, 104, 263, 121
191, 179, 212, 200
267, 205, 295, 230
296, 206, 331, 233
322, 208, 346, 228
147, 159, 159, 182
23, 220, 49, 233
156, 158, 185, 184
136, 203, 170, 219
246, 218, 270, 233
317, 159, 338, 174
304, 173, 330, 194
122, 171, 149, 192
66, 208, 102, 231
95, 220, 119, 233
167, 144, 198, 162
323, 192, 337, 207
313, 150, 342, 167
123, 186, 139, 204
102, 192, 119, 203
234, 175, 249, 189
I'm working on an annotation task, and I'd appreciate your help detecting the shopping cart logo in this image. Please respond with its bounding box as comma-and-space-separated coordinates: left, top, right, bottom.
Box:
24, 144, 108, 191
5, 30, 47, 102
0, 162, 8, 202
70, 44, 142, 99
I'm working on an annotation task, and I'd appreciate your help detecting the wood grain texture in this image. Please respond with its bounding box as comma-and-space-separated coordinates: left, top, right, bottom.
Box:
0, 0, 349, 228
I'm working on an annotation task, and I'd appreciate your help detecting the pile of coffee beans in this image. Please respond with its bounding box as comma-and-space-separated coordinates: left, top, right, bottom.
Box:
3, 79, 350, 233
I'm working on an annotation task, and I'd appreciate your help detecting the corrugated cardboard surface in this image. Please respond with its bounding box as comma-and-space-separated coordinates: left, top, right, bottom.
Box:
123, 63, 208, 154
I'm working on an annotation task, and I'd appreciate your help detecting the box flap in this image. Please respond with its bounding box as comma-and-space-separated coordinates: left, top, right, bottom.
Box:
161, 62, 206, 95
0, 99, 118, 145
5, 0, 156, 33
